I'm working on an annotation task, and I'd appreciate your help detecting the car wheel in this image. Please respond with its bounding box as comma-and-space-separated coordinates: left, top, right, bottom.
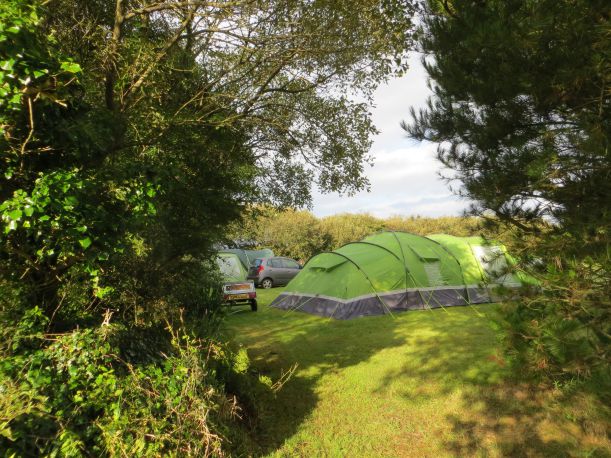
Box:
250, 299, 258, 311
261, 278, 273, 289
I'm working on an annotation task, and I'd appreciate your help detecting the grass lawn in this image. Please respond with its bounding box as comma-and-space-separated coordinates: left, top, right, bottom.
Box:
223, 288, 610, 457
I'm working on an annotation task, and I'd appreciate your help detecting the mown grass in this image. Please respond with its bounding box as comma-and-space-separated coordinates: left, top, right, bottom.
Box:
223, 288, 610, 457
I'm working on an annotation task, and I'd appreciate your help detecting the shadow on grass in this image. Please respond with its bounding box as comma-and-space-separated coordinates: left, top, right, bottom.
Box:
225, 299, 609, 457
442, 384, 588, 457
369, 307, 609, 457
224, 303, 410, 454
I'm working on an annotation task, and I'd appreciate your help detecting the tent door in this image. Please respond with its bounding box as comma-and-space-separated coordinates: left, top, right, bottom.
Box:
423, 261, 445, 286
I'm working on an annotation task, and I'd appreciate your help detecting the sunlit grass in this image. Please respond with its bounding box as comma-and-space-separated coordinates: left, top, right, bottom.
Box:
224, 288, 610, 457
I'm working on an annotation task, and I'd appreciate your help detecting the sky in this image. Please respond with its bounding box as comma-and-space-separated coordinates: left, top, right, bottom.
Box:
311, 54, 470, 218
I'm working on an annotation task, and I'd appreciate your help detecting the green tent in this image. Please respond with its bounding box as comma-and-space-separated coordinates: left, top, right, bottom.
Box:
216, 252, 248, 282
271, 231, 525, 319
428, 234, 523, 284
220, 248, 274, 269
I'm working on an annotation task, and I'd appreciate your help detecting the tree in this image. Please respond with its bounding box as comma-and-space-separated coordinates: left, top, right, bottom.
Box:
383, 215, 480, 237
44, 0, 416, 206
407, 0, 610, 383
320, 213, 385, 248
1, 0, 417, 326
260, 209, 330, 262
0, 1, 418, 452
0, 0, 253, 326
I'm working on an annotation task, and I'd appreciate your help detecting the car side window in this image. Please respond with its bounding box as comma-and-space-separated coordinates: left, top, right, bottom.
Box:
282, 259, 299, 269
270, 258, 282, 268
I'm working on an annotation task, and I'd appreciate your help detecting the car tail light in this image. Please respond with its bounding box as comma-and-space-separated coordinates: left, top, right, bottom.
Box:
257, 265, 264, 273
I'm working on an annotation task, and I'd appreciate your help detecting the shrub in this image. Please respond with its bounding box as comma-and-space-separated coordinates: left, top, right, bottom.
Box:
0, 310, 268, 457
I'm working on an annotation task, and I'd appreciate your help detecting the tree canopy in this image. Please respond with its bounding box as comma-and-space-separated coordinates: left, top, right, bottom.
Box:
408, 0, 609, 244
44, 0, 416, 206
408, 0, 610, 384
226, 207, 482, 262
1, 0, 417, 326
0, 0, 417, 454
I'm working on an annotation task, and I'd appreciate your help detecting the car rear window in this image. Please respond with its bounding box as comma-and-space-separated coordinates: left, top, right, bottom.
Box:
253, 259, 263, 267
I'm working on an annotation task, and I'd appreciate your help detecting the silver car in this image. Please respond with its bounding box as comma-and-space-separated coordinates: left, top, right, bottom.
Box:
247, 257, 302, 288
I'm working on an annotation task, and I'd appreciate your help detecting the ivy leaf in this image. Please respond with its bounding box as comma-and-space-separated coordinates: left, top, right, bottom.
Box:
7, 209, 22, 221
94, 286, 114, 299
79, 237, 92, 249
60, 61, 81, 74
0, 59, 15, 71
97, 252, 109, 261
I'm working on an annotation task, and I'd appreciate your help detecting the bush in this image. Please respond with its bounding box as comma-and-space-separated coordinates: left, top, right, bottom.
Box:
0, 310, 268, 457
320, 213, 385, 248
228, 208, 483, 260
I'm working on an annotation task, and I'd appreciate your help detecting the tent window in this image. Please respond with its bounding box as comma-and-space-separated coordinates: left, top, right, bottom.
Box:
216, 256, 242, 278
424, 261, 445, 286
310, 255, 347, 271
410, 245, 440, 261
472, 245, 508, 280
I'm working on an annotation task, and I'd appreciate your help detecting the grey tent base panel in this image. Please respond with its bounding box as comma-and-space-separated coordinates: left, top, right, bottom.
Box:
270, 287, 494, 320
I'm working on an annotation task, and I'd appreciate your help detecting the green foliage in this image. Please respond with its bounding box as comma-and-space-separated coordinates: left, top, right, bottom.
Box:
409, 0, 610, 386
228, 208, 482, 261
1, 0, 418, 453
383, 215, 481, 237
0, 318, 267, 456
0, 0, 80, 131
1, 169, 156, 300
0, 1, 263, 454
259, 209, 331, 262
408, 0, 609, 237
43, 0, 415, 206
0, 0, 251, 330
320, 213, 386, 248
501, 256, 610, 385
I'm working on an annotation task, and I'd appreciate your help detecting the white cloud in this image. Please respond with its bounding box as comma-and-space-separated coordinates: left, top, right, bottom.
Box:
312, 54, 471, 218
